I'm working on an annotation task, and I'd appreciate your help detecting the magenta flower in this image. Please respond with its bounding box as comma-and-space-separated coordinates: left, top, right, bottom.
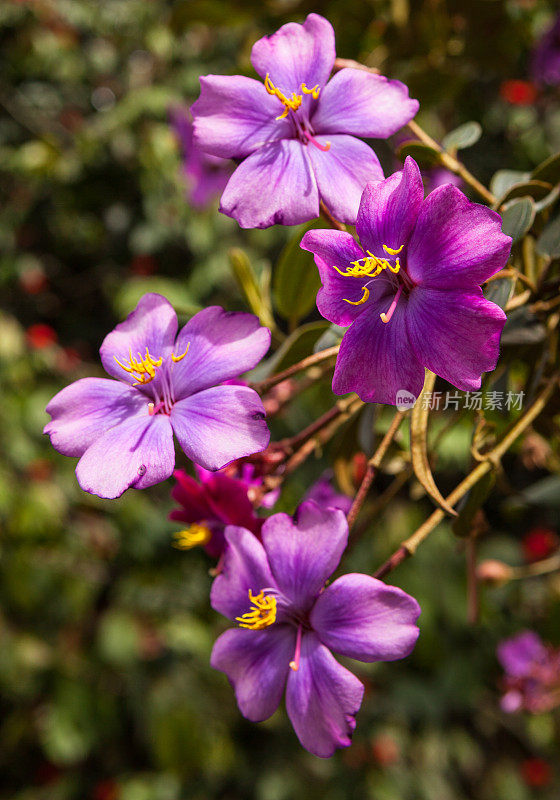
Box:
304, 471, 352, 514
191, 13, 418, 229
210, 501, 420, 757
531, 13, 560, 87
497, 631, 560, 714
170, 107, 232, 210
301, 157, 511, 405
44, 294, 271, 499
170, 465, 263, 559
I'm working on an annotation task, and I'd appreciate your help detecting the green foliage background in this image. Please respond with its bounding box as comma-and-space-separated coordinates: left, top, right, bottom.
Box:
1, 1, 560, 798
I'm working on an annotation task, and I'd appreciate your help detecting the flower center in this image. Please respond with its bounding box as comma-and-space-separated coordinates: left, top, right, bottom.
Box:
235, 589, 277, 630
332, 244, 408, 323
173, 523, 212, 550
264, 73, 331, 152
114, 345, 189, 386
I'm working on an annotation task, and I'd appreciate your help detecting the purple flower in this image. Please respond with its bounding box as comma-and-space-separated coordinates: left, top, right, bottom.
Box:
170, 107, 232, 210
301, 157, 511, 405
304, 471, 352, 514
44, 294, 271, 499
191, 13, 418, 229
210, 501, 420, 757
170, 465, 263, 559
531, 13, 560, 87
497, 630, 560, 714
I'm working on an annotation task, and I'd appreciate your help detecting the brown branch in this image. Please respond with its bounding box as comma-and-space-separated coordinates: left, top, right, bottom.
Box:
251, 345, 339, 394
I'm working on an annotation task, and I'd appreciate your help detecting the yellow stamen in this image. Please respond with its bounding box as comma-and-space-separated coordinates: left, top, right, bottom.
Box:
114, 347, 163, 385
171, 342, 190, 362
264, 73, 320, 121
235, 589, 277, 630
173, 523, 212, 550
344, 285, 370, 306
383, 244, 404, 256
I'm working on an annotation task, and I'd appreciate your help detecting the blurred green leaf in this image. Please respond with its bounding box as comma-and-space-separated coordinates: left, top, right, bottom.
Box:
273, 221, 322, 326
396, 140, 440, 166
500, 197, 535, 241
442, 121, 482, 151
532, 151, 560, 184
536, 213, 560, 257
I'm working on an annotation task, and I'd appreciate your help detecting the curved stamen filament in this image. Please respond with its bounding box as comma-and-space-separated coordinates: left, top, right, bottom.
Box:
302, 129, 330, 151
264, 73, 321, 121
236, 589, 277, 630
344, 285, 370, 306
171, 343, 190, 362
380, 285, 404, 324
289, 625, 303, 671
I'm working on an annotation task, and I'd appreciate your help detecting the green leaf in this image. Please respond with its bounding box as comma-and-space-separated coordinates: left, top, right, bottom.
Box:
452, 472, 495, 537
273, 221, 323, 325
442, 121, 482, 152
484, 277, 514, 310
410, 370, 457, 517
501, 307, 546, 345
490, 170, 530, 199
536, 213, 560, 258
500, 197, 535, 242
247, 320, 330, 382
228, 248, 276, 330
531, 151, 560, 184
396, 140, 440, 166
496, 179, 553, 207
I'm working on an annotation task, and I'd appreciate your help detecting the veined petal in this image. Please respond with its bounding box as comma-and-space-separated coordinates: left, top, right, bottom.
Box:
307, 134, 383, 225
219, 139, 319, 229
191, 75, 291, 160
332, 292, 425, 405
301, 228, 373, 327
310, 574, 420, 662
44, 377, 145, 457
211, 626, 296, 722
286, 632, 364, 758
407, 184, 513, 289
75, 413, 174, 499
406, 286, 506, 390
210, 526, 275, 620
171, 306, 270, 399
169, 469, 215, 524
170, 385, 269, 471
100, 293, 177, 386
251, 14, 335, 96
262, 501, 348, 613
312, 69, 418, 138
356, 156, 423, 257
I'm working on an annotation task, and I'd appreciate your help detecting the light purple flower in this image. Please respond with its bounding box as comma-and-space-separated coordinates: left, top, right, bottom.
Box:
301, 156, 511, 405
497, 630, 560, 714
304, 471, 352, 514
170, 107, 232, 210
191, 13, 418, 229
44, 294, 271, 499
210, 501, 420, 757
531, 13, 560, 87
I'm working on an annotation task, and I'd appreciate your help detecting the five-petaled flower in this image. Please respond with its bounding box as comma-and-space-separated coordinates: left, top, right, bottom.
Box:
301, 156, 512, 405
210, 501, 420, 757
44, 294, 271, 499
170, 465, 264, 559
191, 13, 418, 229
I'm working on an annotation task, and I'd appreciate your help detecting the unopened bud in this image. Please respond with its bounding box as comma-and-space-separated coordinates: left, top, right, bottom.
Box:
476, 559, 513, 585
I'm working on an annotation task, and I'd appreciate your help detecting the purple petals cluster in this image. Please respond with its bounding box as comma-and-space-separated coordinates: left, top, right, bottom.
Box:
302, 156, 512, 405
531, 13, 560, 87
497, 631, 560, 714
210, 501, 420, 757
170, 107, 232, 210
191, 14, 418, 229
44, 294, 271, 499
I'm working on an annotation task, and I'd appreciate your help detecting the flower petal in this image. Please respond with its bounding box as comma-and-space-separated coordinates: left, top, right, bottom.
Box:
169, 469, 215, 524
407, 184, 513, 289
170, 385, 269, 471
332, 293, 425, 405
211, 626, 296, 722
312, 69, 418, 138
171, 306, 270, 399
497, 631, 547, 678
356, 156, 423, 256
210, 526, 275, 620
286, 632, 364, 758
405, 286, 506, 390
100, 293, 177, 386
75, 413, 174, 499
191, 75, 291, 160
219, 139, 319, 228
251, 14, 335, 96
300, 228, 373, 326
44, 378, 145, 457
262, 501, 348, 612
307, 134, 383, 224
310, 574, 420, 662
